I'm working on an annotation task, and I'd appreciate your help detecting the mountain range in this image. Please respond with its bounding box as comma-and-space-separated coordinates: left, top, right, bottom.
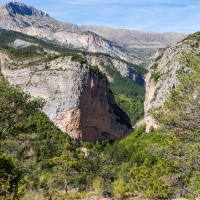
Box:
0, 2, 186, 65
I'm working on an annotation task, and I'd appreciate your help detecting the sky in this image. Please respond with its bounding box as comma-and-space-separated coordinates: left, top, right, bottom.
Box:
0, 0, 199, 33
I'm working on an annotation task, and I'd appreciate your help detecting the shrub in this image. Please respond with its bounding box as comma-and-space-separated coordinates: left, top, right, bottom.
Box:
151, 62, 159, 69
151, 72, 161, 83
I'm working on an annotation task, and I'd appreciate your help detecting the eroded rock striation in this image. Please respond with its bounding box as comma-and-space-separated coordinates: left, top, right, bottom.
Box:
145, 36, 200, 132
1, 53, 132, 141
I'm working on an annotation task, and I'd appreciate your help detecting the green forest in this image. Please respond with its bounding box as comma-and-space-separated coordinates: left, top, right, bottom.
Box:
104, 65, 145, 124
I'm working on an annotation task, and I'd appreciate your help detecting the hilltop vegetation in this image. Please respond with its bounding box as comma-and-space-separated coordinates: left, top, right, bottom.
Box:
182, 31, 200, 42
104, 65, 145, 124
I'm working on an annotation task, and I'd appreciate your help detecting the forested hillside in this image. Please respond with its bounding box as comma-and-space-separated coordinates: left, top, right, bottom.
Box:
98, 53, 200, 199
104, 64, 145, 124
0, 75, 98, 199
0, 1, 199, 199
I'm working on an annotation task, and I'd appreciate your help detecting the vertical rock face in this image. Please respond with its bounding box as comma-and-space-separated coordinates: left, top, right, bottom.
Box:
1, 55, 132, 142
145, 36, 200, 132
68, 73, 131, 141
3, 2, 49, 18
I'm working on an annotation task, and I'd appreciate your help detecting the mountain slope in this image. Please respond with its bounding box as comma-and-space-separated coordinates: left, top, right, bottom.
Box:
82, 25, 187, 64
82, 26, 187, 49
145, 32, 200, 132
1, 37, 199, 199
85, 33, 200, 200
0, 2, 187, 65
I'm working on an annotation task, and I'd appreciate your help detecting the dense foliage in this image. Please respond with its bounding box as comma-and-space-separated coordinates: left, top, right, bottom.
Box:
0, 76, 95, 199
82, 53, 199, 199
104, 65, 145, 124
0, 73, 144, 199
85, 53, 200, 200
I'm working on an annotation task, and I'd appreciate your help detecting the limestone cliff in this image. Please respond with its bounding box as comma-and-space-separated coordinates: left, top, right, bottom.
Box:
1, 52, 132, 141
145, 34, 200, 132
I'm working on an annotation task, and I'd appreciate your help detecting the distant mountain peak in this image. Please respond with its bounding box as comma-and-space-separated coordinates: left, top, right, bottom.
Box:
2, 2, 49, 17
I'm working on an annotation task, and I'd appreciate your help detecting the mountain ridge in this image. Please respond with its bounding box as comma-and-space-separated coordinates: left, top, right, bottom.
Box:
2, 2, 49, 17
82, 25, 187, 65
82, 25, 187, 48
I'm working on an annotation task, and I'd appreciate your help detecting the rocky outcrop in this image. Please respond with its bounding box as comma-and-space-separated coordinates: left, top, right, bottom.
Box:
145, 35, 200, 132
85, 54, 144, 85
11, 38, 38, 48
3, 2, 49, 18
1, 53, 132, 141
0, 2, 133, 63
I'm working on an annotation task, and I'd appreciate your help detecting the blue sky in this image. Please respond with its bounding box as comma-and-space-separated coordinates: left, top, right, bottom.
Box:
0, 0, 199, 33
